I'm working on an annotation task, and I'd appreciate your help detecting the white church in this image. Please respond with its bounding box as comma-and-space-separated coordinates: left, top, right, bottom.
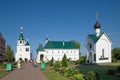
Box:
85, 14, 112, 64
15, 27, 31, 62
36, 38, 80, 63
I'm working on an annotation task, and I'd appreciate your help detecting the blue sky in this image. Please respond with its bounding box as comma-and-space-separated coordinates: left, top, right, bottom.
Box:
0, 0, 120, 58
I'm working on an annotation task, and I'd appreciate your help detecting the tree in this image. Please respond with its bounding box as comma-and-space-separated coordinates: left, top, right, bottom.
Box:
50, 57, 54, 66
5, 45, 15, 62
62, 54, 68, 67
71, 40, 80, 49
112, 48, 120, 61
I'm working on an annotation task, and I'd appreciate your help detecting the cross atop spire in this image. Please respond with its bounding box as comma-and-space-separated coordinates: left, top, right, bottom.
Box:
20, 26, 23, 33
96, 10, 98, 21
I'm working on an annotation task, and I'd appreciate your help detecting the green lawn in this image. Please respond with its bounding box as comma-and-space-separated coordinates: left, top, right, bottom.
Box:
78, 63, 120, 80
42, 63, 120, 80
0, 70, 8, 78
42, 69, 67, 80
0, 63, 8, 78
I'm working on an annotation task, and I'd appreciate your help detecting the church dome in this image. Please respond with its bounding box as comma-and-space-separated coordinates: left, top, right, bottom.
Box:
94, 21, 101, 29
19, 33, 24, 40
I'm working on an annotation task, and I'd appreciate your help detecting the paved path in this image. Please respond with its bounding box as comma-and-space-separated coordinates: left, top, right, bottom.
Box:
0, 63, 48, 80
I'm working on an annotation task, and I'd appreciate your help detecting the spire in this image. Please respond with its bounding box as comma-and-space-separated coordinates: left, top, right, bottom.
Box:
96, 10, 98, 21
94, 11, 101, 37
19, 26, 24, 40
94, 11, 101, 29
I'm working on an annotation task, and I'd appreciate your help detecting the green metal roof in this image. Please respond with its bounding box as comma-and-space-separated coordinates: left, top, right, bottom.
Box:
37, 43, 44, 51
25, 41, 30, 46
44, 41, 79, 49
88, 33, 103, 43
19, 33, 24, 40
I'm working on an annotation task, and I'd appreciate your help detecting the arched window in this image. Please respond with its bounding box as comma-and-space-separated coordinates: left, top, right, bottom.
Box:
20, 40, 22, 44
102, 49, 104, 58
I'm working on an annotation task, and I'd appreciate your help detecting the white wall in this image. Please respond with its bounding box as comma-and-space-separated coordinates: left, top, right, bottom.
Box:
96, 34, 111, 63
15, 45, 31, 62
36, 49, 79, 63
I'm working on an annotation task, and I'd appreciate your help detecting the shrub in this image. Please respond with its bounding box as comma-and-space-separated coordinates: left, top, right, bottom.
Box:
78, 56, 86, 64
74, 73, 85, 80
12, 62, 17, 68
0, 63, 5, 68
54, 61, 61, 71
116, 66, 120, 73
85, 71, 100, 80
112, 58, 117, 62
107, 69, 115, 75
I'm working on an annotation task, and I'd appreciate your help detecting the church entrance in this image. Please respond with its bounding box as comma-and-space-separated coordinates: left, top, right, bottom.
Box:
40, 54, 44, 62
19, 58, 22, 61
25, 58, 28, 62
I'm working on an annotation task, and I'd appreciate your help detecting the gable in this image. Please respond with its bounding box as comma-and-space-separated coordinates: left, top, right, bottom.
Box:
87, 32, 112, 44
98, 33, 112, 44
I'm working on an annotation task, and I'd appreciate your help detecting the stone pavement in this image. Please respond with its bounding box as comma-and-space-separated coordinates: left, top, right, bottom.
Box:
0, 63, 48, 80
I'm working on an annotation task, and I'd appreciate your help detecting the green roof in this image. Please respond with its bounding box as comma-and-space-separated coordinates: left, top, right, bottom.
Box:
44, 41, 79, 49
88, 33, 103, 43
19, 33, 24, 40
25, 41, 29, 46
37, 43, 44, 51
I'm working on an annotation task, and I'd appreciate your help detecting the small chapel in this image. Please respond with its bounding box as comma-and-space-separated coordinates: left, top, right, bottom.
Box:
85, 12, 112, 64
15, 27, 31, 62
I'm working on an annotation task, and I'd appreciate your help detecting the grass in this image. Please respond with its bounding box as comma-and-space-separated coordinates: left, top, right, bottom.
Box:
42, 69, 67, 80
78, 63, 120, 80
0, 70, 9, 78
42, 63, 120, 80
0, 63, 9, 78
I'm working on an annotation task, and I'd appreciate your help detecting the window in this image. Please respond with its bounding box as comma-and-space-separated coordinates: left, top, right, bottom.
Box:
66, 51, 68, 53
90, 43, 92, 48
20, 40, 22, 44
74, 51, 76, 53
26, 48, 29, 51
102, 49, 104, 58
94, 54, 96, 61
20, 49, 22, 51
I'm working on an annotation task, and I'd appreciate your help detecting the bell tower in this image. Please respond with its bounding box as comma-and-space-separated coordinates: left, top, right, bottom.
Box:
17, 27, 25, 46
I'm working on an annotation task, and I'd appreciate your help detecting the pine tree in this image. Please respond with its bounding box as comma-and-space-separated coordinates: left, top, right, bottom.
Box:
62, 54, 68, 67
50, 57, 54, 66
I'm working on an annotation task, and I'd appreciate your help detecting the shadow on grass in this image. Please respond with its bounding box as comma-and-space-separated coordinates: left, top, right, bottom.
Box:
77, 63, 120, 80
